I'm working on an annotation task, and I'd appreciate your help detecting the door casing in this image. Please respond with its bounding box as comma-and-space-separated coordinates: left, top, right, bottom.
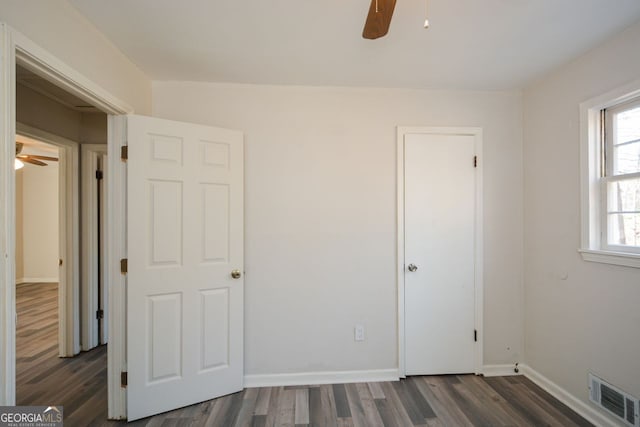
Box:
81, 144, 109, 350
17, 123, 80, 358
396, 126, 484, 377
0, 23, 132, 419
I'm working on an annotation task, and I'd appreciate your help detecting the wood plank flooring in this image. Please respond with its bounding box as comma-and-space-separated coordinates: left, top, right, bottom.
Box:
16, 282, 593, 426
16, 282, 110, 425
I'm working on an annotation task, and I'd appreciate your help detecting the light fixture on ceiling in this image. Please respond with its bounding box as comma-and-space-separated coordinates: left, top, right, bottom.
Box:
424, 0, 430, 28
15, 158, 24, 170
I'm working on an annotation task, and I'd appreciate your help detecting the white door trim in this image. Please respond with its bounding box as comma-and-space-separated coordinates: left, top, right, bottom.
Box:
81, 144, 108, 351
0, 23, 132, 419
17, 123, 80, 357
396, 126, 484, 377
10, 29, 133, 115
0, 23, 17, 407
107, 116, 127, 419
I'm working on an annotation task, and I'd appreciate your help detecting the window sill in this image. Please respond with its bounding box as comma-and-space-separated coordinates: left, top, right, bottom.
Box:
579, 249, 640, 269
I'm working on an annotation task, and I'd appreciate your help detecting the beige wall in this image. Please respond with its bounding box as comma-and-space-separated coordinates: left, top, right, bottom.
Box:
523, 20, 640, 423
0, 0, 151, 114
17, 83, 107, 144
16, 159, 59, 283
15, 170, 23, 281
80, 113, 107, 144
153, 82, 524, 376
17, 83, 82, 141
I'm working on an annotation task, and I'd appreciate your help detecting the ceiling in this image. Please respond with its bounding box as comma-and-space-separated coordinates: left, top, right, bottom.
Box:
68, 0, 640, 90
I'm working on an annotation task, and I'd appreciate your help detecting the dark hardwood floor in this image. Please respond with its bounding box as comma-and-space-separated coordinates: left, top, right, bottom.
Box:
16, 282, 109, 425
16, 282, 593, 426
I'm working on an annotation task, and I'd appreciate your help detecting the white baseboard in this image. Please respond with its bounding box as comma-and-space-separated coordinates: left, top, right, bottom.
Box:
482, 364, 520, 377
520, 364, 617, 427
16, 277, 58, 284
244, 368, 399, 388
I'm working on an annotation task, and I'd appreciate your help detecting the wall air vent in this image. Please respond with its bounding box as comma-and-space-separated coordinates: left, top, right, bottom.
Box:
589, 373, 639, 426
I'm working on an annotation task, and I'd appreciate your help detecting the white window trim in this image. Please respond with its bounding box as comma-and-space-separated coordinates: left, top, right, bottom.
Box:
579, 78, 640, 268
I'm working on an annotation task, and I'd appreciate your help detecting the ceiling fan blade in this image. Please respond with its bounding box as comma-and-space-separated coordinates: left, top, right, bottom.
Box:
21, 157, 47, 166
363, 0, 397, 40
19, 154, 59, 162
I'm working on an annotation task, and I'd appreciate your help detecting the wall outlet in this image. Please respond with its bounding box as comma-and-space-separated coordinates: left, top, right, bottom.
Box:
355, 324, 365, 341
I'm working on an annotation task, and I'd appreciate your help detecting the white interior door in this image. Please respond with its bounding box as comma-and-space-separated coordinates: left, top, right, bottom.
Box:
127, 115, 244, 420
404, 132, 477, 375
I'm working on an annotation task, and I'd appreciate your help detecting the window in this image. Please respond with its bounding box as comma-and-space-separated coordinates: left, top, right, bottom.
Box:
580, 83, 640, 268
603, 99, 640, 252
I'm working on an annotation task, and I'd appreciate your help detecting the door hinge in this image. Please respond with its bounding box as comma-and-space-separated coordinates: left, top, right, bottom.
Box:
474, 156, 478, 168
474, 329, 478, 342
121, 371, 128, 388
96, 309, 104, 319
121, 146, 128, 161
120, 258, 128, 274
95, 170, 104, 180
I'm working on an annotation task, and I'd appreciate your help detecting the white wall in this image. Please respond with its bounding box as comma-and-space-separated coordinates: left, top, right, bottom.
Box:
153, 82, 524, 376
17, 160, 59, 283
0, 0, 151, 114
523, 20, 640, 422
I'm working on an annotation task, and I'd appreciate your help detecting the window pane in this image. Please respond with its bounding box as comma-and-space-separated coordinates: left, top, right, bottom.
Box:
608, 213, 640, 247
613, 141, 640, 175
615, 106, 640, 145
607, 178, 640, 212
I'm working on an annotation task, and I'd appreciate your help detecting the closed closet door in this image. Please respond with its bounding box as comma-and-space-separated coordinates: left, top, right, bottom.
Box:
403, 132, 477, 375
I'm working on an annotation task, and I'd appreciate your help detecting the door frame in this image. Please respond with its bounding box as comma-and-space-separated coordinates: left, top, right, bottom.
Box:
17, 123, 80, 357
81, 144, 109, 350
0, 23, 132, 419
396, 126, 484, 377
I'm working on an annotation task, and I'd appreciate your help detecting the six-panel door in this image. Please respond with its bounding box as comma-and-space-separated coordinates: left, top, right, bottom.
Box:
126, 115, 243, 421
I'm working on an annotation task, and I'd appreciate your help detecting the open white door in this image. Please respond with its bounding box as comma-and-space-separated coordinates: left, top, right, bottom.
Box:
126, 115, 244, 420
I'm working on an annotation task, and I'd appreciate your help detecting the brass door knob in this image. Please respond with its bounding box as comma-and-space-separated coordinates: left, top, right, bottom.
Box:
231, 269, 242, 279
